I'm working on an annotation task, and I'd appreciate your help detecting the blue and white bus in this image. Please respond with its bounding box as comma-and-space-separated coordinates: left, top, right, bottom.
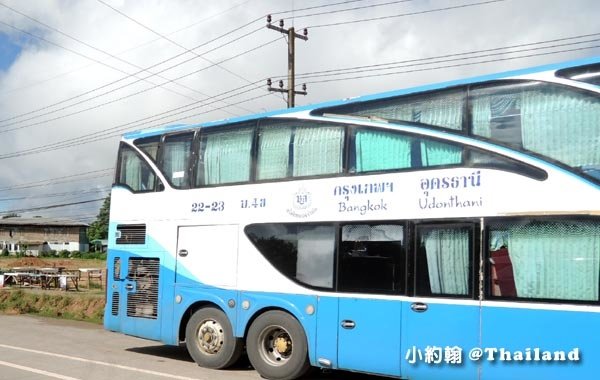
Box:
104, 56, 600, 380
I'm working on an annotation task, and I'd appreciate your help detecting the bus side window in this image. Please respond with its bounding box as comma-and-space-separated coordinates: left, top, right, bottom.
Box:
245, 224, 335, 289
256, 122, 345, 180
116, 144, 158, 193
161, 133, 193, 189
471, 81, 600, 176
487, 219, 600, 302
352, 128, 463, 173
338, 224, 405, 294
415, 226, 472, 297
197, 127, 254, 186
336, 87, 466, 131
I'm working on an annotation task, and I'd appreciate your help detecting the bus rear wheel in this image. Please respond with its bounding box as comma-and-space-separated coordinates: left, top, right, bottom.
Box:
246, 310, 310, 380
185, 307, 242, 369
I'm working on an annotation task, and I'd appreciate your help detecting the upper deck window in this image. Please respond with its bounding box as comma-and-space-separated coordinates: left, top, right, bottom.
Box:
556, 62, 600, 86
471, 82, 600, 180
197, 126, 254, 186
135, 136, 160, 162
256, 121, 345, 180
352, 128, 462, 173
316, 88, 466, 131
161, 133, 193, 189
116, 144, 158, 193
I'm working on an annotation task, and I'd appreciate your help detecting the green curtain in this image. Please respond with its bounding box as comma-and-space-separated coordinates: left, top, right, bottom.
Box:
417, 93, 464, 130
123, 151, 141, 191
293, 126, 344, 177
257, 126, 292, 180
163, 139, 191, 187
420, 140, 462, 166
423, 229, 469, 295
506, 222, 600, 301
203, 129, 253, 184
471, 95, 493, 138
521, 89, 600, 168
352, 90, 464, 130
354, 104, 413, 122
355, 129, 412, 172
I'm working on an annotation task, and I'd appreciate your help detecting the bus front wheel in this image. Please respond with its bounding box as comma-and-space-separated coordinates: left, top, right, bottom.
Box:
246, 310, 310, 380
185, 307, 242, 369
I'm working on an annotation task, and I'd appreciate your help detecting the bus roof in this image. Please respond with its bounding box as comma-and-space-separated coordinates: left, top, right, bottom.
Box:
124, 54, 600, 140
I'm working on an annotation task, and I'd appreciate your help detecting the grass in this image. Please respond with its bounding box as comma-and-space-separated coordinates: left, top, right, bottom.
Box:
0, 288, 105, 324
0, 257, 107, 324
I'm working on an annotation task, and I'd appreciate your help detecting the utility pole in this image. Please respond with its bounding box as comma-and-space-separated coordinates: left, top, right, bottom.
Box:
266, 15, 308, 108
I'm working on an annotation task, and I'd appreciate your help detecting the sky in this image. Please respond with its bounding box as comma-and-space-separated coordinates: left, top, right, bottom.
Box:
0, 0, 599, 223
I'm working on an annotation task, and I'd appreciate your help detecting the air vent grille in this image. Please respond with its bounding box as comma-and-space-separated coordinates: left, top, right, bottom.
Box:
116, 224, 146, 244
126, 258, 159, 319
111, 292, 119, 316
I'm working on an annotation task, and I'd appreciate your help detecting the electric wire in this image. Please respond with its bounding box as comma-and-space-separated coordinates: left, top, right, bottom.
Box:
0, 17, 266, 128
0, 0, 252, 98
0, 37, 280, 135
2, 38, 599, 160
0, 198, 105, 215
304, 0, 506, 29
95, 0, 262, 94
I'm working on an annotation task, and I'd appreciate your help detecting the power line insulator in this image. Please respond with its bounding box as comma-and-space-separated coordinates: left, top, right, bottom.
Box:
266, 14, 272, 24
303, 28, 308, 37
267, 78, 272, 87
279, 19, 284, 28
278, 80, 284, 89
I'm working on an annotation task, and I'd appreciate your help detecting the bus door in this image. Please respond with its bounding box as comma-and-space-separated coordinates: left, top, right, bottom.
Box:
402, 223, 480, 380
111, 252, 162, 340
336, 223, 405, 377
176, 225, 238, 288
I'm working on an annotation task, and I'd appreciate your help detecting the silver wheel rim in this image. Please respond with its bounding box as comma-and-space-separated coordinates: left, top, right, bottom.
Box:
257, 325, 293, 366
196, 319, 225, 355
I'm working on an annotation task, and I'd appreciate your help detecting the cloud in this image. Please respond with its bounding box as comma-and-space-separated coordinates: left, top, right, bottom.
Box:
0, 0, 599, 221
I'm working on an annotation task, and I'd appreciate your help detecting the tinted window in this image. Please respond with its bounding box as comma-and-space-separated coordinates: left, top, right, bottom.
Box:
245, 224, 335, 289
318, 88, 466, 130
161, 133, 193, 188
338, 224, 405, 294
256, 121, 345, 180
117, 144, 157, 192
416, 225, 472, 297
197, 127, 254, 186
352, 128, 463, 173
135, 136, 160, 161
556, 63, 600, 86
471, 82, 600, 176
487, 219, 600, 302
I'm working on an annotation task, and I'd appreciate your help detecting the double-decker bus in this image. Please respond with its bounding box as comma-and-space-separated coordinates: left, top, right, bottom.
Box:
104, 56, 600, 380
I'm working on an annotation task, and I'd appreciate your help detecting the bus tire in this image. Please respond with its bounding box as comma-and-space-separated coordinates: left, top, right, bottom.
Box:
246, 310, 310, 380
185, 307, 242, 369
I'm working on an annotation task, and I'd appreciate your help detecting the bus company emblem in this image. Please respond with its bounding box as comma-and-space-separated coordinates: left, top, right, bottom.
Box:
287, 187, 317, 218
294, 188, 311, 209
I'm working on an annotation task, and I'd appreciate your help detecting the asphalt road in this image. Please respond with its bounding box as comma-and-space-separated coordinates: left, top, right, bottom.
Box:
0, 315, 384, 380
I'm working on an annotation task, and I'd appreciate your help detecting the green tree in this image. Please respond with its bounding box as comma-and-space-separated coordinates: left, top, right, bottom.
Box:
87, 194, 110, 242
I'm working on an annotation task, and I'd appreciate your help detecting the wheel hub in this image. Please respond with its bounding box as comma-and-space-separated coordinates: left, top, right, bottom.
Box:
197, 320, 224, 355
274, 336, 291, 355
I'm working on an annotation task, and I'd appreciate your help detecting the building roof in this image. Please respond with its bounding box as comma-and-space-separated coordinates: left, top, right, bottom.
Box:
0, 217, 88, 227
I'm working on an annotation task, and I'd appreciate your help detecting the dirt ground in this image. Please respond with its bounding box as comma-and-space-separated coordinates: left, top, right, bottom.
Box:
0, 256, 106, 270
0, 257, 107, 323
